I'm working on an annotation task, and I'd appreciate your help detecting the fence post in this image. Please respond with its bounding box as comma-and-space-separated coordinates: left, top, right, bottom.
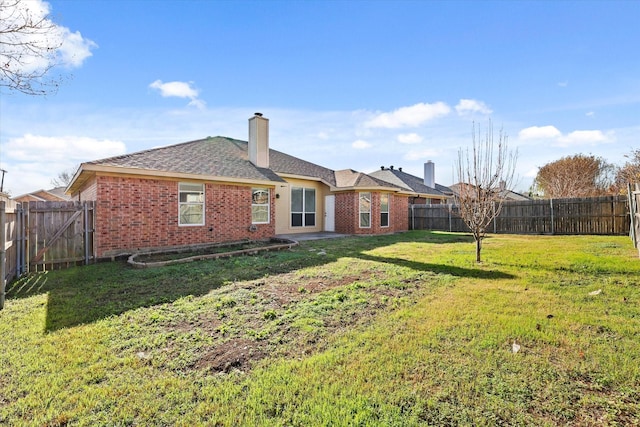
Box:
16, 203, 22, 276
1, 201, 6, 310
628, 183, 637, 246
550, 198, 555, 235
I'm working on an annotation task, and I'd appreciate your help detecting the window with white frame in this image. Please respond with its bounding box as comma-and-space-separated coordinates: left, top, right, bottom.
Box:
179, 183, 205, 226
359, 192, 371, 228
252, 188, 270, 224
380, 193, 390, 227
291, 187, 316, 227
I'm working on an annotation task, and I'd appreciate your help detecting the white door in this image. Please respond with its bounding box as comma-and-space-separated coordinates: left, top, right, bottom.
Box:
324, 195, 335, 232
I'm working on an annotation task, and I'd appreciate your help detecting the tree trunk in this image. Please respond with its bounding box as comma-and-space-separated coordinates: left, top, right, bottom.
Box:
476, 237, 482, 263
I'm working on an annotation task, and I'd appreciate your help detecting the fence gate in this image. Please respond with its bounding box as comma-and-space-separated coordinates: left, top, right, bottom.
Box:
26, 201, 96, 271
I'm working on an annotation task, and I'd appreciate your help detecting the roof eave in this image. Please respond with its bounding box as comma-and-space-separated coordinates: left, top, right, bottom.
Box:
67, 164, 283, 195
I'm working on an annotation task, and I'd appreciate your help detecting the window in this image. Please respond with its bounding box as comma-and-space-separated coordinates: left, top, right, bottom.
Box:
252, 188, 270, 224
179, 183, 204, 226
380, 193, 390, 227
359, 192, 371, 228
291, 187, 316, 227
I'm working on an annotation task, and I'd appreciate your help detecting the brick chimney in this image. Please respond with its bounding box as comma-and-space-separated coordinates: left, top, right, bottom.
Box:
248, 112, 269, 168
424, 161, 435, 188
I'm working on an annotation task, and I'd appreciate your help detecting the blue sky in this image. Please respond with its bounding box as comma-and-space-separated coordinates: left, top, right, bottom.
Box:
1, 0, 639, 197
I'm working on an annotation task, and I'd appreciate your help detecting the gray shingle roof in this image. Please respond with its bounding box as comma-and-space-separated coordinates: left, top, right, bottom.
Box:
334, 169, 399, 189
88, 137, 285, 183
84, 136, 402, 191
269, 148, 337, 186
369, 168, 450, 197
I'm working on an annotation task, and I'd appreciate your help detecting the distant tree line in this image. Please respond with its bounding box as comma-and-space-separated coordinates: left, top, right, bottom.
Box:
531, 150, 640, 199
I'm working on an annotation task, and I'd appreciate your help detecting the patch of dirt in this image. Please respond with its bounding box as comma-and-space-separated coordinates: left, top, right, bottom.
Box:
162, 270, 425, 375
256, 273, 374, 307
194, 338, 266, 373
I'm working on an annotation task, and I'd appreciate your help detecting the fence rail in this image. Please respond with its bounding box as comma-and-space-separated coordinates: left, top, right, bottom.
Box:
410, 196, 630, 236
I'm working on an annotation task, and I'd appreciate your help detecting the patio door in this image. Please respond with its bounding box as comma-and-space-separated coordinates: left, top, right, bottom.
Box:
324, 195, 335, 232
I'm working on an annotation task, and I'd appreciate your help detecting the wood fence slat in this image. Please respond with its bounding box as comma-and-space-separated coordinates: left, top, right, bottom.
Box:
410, 196, 631, 236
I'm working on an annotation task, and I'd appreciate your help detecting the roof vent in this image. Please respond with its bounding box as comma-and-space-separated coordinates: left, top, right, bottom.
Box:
390, 165, 394, 170
399, 167, 402, 172
254, 112, 263, 117
380, 166, 385, 170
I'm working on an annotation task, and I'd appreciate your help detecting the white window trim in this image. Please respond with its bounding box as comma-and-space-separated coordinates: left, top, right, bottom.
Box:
252, 188, 270, 224
178, 182, 205, 226
359, 192, 371, 229
291, 187, 316, 227
381, 193, 390, 228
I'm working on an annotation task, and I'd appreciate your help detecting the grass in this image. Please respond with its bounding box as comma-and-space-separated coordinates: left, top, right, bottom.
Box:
1, 231, 639, 426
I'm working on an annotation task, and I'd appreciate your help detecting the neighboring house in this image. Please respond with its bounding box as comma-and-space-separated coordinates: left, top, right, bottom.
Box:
448, 182, 531, 202
369, 161, 452, 204
66, 113, 411, 258
12, 187, 72, 203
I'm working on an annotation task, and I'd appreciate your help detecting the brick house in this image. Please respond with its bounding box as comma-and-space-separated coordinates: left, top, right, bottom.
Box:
67, 113, 410, 258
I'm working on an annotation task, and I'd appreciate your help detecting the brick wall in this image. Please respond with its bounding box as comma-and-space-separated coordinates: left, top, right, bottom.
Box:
334, 191, 408, 235
94, 175, 275, 257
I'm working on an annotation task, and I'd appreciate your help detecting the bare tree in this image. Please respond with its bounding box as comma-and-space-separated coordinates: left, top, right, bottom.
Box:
0, 0, 96, 95
612, 149, 640, 194
455, 122, 517, 263
51, 165, 77, 188
533, 154, 614, 198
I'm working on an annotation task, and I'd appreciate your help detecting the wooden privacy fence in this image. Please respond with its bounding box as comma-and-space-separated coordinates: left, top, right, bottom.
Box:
0, 201, 95, 306
410, 196, 630, 236
628, 184, 640, 256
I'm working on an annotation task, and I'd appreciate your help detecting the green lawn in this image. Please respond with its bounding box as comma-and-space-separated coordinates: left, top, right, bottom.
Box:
1, 231, 639, 426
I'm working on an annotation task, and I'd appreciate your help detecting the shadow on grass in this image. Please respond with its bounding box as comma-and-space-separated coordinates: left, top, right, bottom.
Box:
5, 231, 503, 332
357, 253, 515, 280
6, 248, 351, 333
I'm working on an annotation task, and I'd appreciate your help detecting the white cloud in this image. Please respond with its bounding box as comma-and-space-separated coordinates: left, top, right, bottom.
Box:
57, 28, 98, 68
150, 80, 198, 99
517, 125, 614, 147
1, 134, 126, 195
558, 130, 613, 146
352, 139, 372, 149
365, 102, 451, 128
586, 111, 595, 117
397, 133, 423, 144
558, 81, 568, 87
0, 0, 96, 74
518, 125, 562, 140
149, 80, 205, 109
455, 99, 492, 116
5, 134, 126, 163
